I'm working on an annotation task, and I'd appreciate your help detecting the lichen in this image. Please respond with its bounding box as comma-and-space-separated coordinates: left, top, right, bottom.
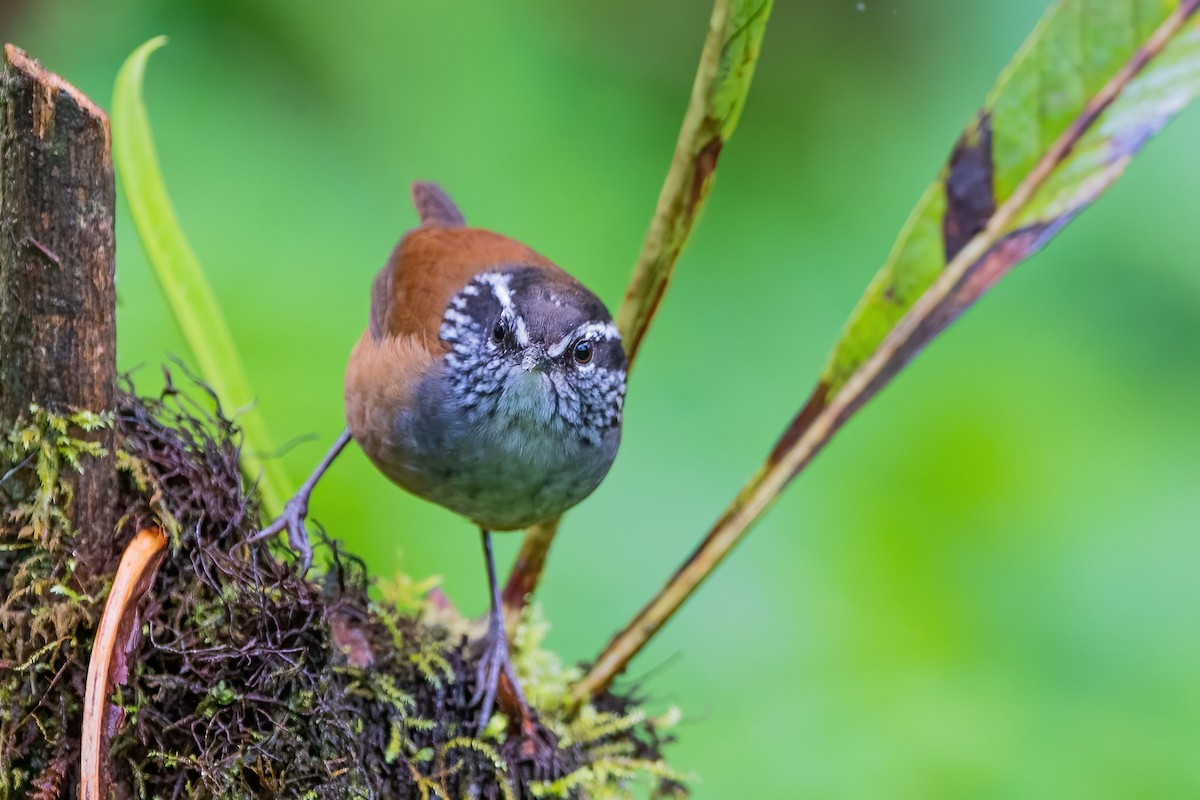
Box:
1, 383, 685, 799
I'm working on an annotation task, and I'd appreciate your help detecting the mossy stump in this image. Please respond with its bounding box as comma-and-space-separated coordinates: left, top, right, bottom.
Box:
1, 389, 683, 799
0, 44, 683, 800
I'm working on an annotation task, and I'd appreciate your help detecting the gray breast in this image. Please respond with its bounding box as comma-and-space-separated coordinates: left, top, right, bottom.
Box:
389, 358, 621, 530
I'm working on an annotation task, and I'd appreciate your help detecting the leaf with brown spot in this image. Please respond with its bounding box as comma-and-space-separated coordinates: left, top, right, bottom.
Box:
576, 0, 1200, 700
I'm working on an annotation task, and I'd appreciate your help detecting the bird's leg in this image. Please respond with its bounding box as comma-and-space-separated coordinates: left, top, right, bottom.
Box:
243, 427, 352, 574
472, 529, 529, 733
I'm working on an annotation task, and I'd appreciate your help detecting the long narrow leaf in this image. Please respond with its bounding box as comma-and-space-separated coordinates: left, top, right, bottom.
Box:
112, 37, 293, 517
576, 0, 1200, 700
502, 0, 774, 614
617, 0, 774, 366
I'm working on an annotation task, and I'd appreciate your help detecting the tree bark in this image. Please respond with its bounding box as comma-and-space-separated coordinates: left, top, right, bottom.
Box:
0, 44, 117, 575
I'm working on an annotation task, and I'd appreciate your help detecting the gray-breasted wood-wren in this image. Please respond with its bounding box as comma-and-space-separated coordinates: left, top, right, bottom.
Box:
254, 182, 627, 731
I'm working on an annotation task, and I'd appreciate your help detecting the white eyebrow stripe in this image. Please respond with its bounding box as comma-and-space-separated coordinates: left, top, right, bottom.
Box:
476, 271, 531, 346
513, 314, 531, 347
478, 272, 514, 313
547, 320, 621, 357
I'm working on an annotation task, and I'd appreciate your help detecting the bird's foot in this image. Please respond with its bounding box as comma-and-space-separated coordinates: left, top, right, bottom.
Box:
240, 428, 351, 575
242, 491, 314, 574
470, 613, 527, 734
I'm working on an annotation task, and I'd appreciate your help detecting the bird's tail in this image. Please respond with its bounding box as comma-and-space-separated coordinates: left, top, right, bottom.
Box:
411, 181, 466, 227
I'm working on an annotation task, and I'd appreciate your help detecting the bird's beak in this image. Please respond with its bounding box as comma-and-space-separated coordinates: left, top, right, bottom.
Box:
521, 347, 550, 373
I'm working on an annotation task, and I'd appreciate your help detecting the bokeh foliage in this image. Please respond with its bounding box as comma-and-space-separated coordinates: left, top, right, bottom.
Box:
6, 1, 1198, 797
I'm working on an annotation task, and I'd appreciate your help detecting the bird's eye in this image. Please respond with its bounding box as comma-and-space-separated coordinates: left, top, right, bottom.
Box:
492, 319, 507, 343
573, 340, 593, 365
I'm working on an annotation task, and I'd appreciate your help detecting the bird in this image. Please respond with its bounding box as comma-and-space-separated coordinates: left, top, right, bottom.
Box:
252, 181, 627, 731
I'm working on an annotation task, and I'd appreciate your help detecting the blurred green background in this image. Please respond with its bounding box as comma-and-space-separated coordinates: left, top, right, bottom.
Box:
7, 0, 1199, 796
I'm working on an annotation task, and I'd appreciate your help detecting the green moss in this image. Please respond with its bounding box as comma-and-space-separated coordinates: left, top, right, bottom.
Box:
1, 404, 115, 799
2, 388, 685, 799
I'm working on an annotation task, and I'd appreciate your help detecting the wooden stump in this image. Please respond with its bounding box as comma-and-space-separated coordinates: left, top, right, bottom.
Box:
0, 44, 117, 575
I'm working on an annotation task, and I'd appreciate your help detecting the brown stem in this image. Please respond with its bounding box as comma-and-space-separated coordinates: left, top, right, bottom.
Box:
500, 517, 559, 622
0, 44, 116, 577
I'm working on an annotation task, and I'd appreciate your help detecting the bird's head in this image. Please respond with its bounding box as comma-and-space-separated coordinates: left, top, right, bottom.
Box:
439, 267, 626, 444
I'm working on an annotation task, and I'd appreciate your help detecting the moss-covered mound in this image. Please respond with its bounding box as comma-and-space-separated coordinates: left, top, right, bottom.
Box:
1, 383, 684, 799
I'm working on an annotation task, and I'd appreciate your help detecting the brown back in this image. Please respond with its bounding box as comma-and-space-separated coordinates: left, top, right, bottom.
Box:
369, 183, 566, 347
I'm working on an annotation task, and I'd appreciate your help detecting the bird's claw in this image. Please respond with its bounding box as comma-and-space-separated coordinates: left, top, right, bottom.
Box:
471, 616, 526, 734
240, 428, 350, 576
244, 494, 314, 575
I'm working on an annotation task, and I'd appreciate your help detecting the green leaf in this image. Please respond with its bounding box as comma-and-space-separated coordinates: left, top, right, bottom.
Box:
616, 0, 774, 365
576, 0, 1200, 699
111, 37, 293, 517
821, 0, 1199, 399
